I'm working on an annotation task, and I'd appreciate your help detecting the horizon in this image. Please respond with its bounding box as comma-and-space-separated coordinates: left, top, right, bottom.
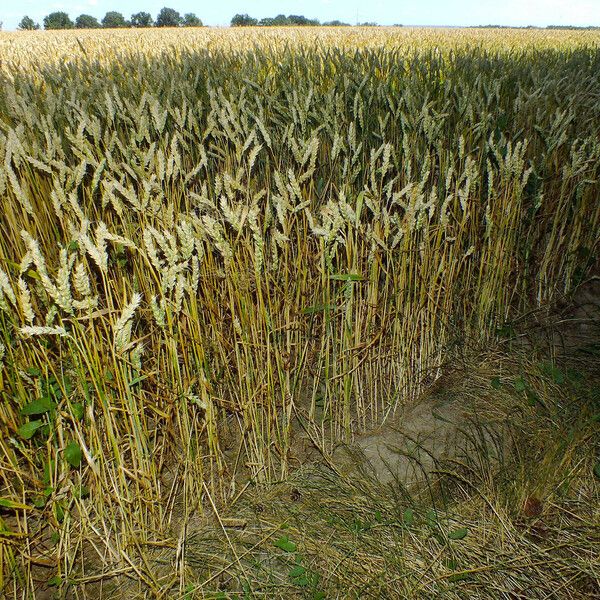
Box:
1, 0, 599, 31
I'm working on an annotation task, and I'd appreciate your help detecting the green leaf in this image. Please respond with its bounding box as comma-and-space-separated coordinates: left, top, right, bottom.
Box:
25, 367, 41, 377
448, 527, 469, 540
294, 576, 310, 587
448, 572, 472, 582
566, 368, 583, 383
17, 420, 45, 440
274, 535, 296, 552
426, 509, 438, 527
551, 367, 565, 385
70, 402, 84, 420
32, 496, 47, 509
289, 565, 306, 578
526, 389, 540, 406
496, 324, 515, 338
514, 377, 527, 393
0, 498, 31, 510
54, 502, 65, 523
74, 485, 89, 499
20, 397, 55, 416
402, 508, 414, 526
47, 575, 62, 587
593, 462, 600, 480
490, 376, 502, 390
64, 442, 83, 468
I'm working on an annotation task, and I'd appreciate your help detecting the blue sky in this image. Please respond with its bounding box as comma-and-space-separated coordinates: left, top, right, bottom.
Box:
1, 1, 599, 30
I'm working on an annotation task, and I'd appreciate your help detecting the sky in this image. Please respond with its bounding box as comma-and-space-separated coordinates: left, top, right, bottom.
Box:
1, 0, 599, 31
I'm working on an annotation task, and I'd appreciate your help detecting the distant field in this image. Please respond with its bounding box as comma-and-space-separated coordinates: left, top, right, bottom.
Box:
2, 26, 600, 68
0, 27, 599, 597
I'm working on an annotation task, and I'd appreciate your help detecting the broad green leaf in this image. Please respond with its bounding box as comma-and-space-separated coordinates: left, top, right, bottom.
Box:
448, 527, 469, 540
514, 377, 527, 393
594, 462, 600, 480
490, 376, 502, 390
403, 508, 414, 526
20, 397, 55, 416
70, 402, 84, 420
64, 442, 83, 468
289, 565, 306, 578
17, 420, 44, 440
426, 509, 438, 527
274, 535, 296, 552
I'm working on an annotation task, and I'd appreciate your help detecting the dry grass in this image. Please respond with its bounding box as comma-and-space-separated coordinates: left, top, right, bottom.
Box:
61, 331, 600, 599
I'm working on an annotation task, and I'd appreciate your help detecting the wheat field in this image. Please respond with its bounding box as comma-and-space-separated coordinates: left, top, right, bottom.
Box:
0, 27, 599, 597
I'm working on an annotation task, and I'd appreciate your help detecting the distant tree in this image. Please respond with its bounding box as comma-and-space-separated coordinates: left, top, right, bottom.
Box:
75, 14, 101, 29
182, 13, 202, 27
131, 12, 153, 27
43, 12, 74, 30
323, 20, 350, 26
271, 14, 290, 25
258, 17, 276, 26
359, 22, 379, 26
231, 14, 258, 27
155, 7, 182, 27
102, 11, 129, 28
19, 16, 40, 30
287, 15, 319, 26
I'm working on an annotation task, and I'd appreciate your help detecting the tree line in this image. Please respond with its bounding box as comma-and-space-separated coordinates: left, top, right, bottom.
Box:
16, 10, 381, 31
230, 14, 353, 27
18, 8, 202, 30
230, 14, 386, 27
